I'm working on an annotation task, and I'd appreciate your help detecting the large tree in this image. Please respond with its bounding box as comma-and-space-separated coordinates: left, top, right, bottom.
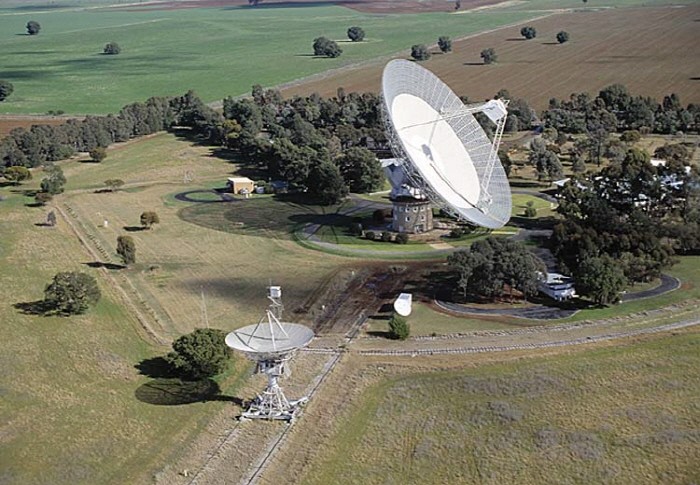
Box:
347, 26, 365, 42
165, 328, 232, 379
337, 146, 383, 193
140, 211, 160, 229
26, 20, 41, 35
575, 255, 627, 305
44, 271, 101, 315
480, 48, 497, 64
40, 164, 66, 195
313, 37, 342, 58
437, 36, 452, 53
116, 235, 136, 266
307, 160, 348, 205
0, 80, 14, 102
410, 44, 431, 61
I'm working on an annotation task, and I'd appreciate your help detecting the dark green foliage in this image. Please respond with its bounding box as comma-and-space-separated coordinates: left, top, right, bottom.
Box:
498, 149, 512, 176
571, 154, 586, 173
654, 144, 690, 164
365, 231, 376, 240
104, 179, 124, 191
447, 237, 546, 300
46, 211, 57, 227
313, 37, 342, 58
0, 80, 14, 102
411, 44, 431, 61
89, 147, 107, 162
575, 256, 627, 305
438, 36, 452, 53
307, 160, 348, 205
165, 328, 232, 379
520, 26, 537, 40
116, 235, 136, 266
3, 166, 31, 184
556, 31, 570, 44
44, 271, 101, 315
620, 130, 641, 144
395, 233, 409, 244
388, 314, 410, 340
140, 211, 160, 229
480, 48, 497, 64
529, 140, 563, 181
381, 231, 392, 242
40, 165, 66, 195
26, 20, 40, 35
103, 42, 121, 55
337, 147, 383, 193
348, 222, 363, 236
347, 26, 365, 42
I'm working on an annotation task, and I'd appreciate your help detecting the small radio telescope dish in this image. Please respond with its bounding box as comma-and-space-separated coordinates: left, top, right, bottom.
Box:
381, 59, 512, 228
225, 289, 314, 421
393, 293, 412, 317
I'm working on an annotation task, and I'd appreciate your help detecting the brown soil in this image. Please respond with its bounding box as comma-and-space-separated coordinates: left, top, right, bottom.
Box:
112, 0, 505, 14
280, 5, 700, 111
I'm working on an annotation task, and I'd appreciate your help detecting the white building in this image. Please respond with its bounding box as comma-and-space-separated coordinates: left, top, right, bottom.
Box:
538, 272, 577, 301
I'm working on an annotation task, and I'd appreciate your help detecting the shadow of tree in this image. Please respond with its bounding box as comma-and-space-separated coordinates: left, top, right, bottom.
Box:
13, 299, 55, 316
134, 378, 243, 406
83, 261, 125, 270
123, 226, 145, 232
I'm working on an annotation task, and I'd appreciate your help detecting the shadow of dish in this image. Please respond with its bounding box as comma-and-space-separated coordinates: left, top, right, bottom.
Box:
135, 377, 243, 406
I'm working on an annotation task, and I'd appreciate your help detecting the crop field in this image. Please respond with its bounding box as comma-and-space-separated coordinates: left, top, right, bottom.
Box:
0, 1, 540, 115
273, 331, 700, 484
281, 4, 700, 111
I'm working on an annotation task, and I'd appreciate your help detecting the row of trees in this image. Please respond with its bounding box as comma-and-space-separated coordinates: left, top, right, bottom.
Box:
410, 36, 453, 61
520, 26, 570, 44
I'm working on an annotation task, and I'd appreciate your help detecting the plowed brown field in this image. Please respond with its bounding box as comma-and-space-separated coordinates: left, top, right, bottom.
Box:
280, 5, 700, 111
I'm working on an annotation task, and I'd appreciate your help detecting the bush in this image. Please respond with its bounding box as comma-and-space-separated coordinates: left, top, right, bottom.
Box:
410, 44, 431, 61
437, 36, 452, 53
365, 230, 376, 240
395, 233, 409, 244
0, 80, 14, 102
165, 328, 232, 379
556, 31, 570, 44
44, 271, 101, 315
381, 231, 392, 242
450, 227, 464, 239
524, 201, 537, 218
480, 48, 497, 64
347, 26, 365, 42
103, 42, 121, 55
89, 147, 107, 162
388, 314, 410, 340
520, 26, 537, 40
116, 235, 136, 266
26, 20, 40, 35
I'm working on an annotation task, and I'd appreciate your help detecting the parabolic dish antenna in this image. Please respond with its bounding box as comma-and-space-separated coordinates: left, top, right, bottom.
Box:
381, 59, 512, 228
393, 293, 413, 317
225, 288, 314, 421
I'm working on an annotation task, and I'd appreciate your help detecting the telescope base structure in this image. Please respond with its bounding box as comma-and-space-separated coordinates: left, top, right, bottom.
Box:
240, 359, 307, 422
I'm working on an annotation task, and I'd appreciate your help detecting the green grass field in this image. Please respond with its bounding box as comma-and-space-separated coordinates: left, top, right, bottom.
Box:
0, 4, 536, 114
302, 331, 700, 484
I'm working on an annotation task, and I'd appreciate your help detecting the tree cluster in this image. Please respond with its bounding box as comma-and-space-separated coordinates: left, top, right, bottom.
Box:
220, 86, 386, 204
528, 137, 563, 181
44, 271, 101, 315
552, 147, 699, 294
447, 237, 546, 301
411, 44, 431, 61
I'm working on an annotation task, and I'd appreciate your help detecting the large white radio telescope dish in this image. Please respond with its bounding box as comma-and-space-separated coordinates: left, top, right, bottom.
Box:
381, 59, 512, 228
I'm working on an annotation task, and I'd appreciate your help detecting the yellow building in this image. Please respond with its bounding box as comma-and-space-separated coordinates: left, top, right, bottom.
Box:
227, 177, 255, 195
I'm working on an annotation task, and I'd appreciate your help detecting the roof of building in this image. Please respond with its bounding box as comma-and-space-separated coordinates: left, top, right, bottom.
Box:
228, 177, 254, 183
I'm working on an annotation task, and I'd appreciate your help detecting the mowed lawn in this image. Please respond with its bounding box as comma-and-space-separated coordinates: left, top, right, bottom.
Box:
0, 180, 249, 483
0, 3, 536, 114
301, 331, 700, 484
281, 4, 700, 111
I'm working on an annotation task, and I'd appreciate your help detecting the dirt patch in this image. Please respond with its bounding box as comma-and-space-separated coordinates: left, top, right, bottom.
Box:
280, 5, 700, 111
0, 116, 78, 139
111, 0, 506, 14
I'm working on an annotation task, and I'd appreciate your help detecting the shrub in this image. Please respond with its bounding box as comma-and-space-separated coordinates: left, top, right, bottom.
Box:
450, 227, 464, 239
395, 233, 409, 244
480, 48, 497, 64
388, 314, 410, 340
103, 42, 121, 55
556, 31, 570, 44
0, 80, 14, 102
520, 26, 537, 40
365, 230, 376, 240
410, 44, 431, 61
347, 26, 365, 42
524, 201, 537, 218
381, 231, 392, 242
89, 147, 107, 162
